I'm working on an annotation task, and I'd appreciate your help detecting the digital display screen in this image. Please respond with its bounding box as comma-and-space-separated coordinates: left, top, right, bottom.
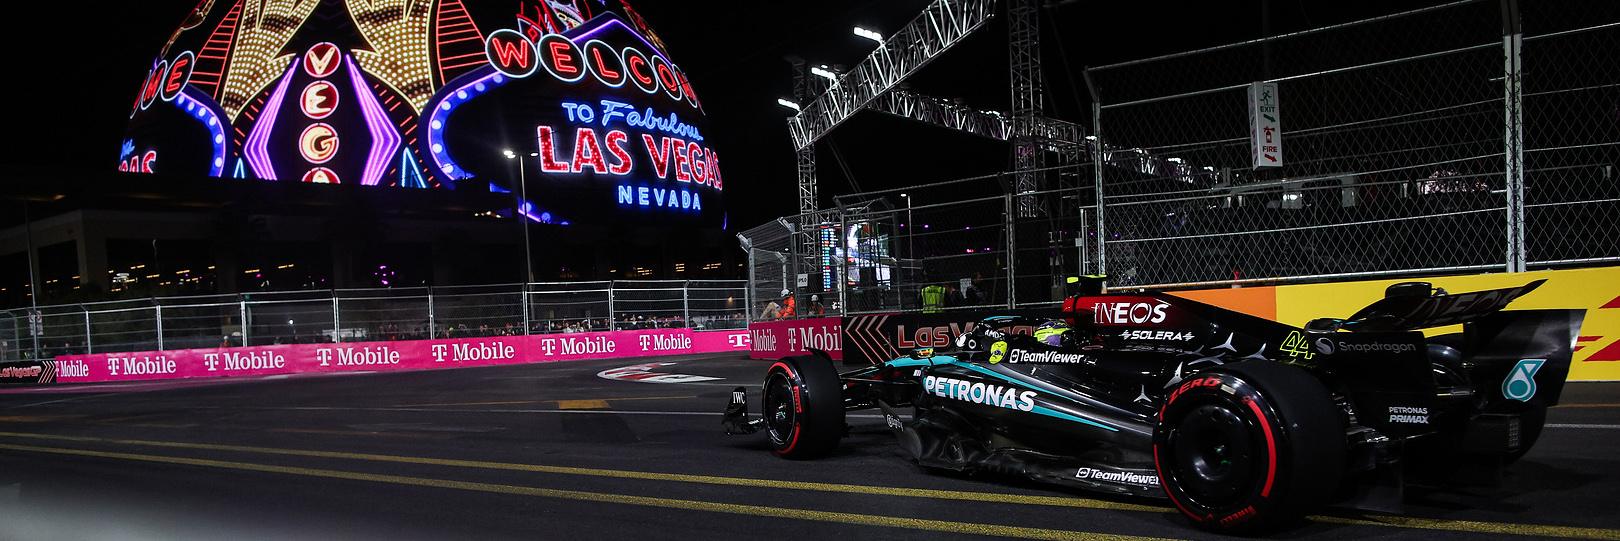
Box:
120, 1, 722, 227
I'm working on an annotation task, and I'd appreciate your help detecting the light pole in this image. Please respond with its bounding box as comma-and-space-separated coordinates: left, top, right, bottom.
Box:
503, 149, 535, 285
853, 26, 884, 44
23, 199, 39, 359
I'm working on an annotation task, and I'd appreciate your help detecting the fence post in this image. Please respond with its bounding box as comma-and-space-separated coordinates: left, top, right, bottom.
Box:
427, 285, 436, 339
331, 294, 341, 343
607, 282, 616, 331
155, 304, 164, 351
682, 281, 691, 328
745, 242, 757, 324
1090, 102, 1107, 280
521, 283, 531, 336
788, 216, 801, 313
84, 309, 92, 354
1502, 0, 1526, 273
837, 211, 848, 315
239, 298, 249, 347
1004, 193, 1016, 308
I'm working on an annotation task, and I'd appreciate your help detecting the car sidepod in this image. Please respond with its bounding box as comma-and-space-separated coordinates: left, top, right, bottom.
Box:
895, 355, 1165, 497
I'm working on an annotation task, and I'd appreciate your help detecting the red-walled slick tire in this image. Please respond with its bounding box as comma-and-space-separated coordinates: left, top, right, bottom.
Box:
1153, 361, 1345, 533
762, 355, 844, 459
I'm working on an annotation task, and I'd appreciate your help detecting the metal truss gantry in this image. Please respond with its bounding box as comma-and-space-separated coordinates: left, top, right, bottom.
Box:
782, 0, 1090, 295
786, 0, 1085, 218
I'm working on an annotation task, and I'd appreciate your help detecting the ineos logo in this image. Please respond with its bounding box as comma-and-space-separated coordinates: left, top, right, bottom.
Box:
1092, 301, 1169, 325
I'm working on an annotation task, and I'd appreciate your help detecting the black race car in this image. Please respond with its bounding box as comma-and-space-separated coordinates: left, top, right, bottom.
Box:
724, 279, 1583, 533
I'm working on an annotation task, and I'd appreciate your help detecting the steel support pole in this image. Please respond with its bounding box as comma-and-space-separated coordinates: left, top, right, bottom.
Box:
1004, 193, 1016, 309
332, 296, 341, 344
522, 285, 531, 336
838, 213, 849, 315
239, 299, 249, 347
24, 201, 39, 359
1503, 0, 1526, 273
1091, 102, 1107, 280
155, 304, 164, 351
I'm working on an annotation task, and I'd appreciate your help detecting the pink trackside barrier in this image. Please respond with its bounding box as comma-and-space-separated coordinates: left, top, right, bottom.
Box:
746, 317, 842, 360
43, 328, 753, 384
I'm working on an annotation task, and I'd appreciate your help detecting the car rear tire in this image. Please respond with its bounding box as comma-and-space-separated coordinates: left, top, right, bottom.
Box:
1154, 361, 1345, 533
762, 355, 844, 459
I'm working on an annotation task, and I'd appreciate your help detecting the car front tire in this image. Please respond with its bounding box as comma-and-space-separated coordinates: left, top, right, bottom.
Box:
762, 355, 844, 459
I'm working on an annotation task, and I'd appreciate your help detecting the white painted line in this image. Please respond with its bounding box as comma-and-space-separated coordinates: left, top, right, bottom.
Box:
598, 362, 722, 384
1546, 423, 1620, 429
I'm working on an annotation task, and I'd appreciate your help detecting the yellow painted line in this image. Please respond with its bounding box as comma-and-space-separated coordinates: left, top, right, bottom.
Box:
0, 431, 1164, 513
1313, 514, 1620, 540
0, 415, 191, 430
0, 416, 79, 422
550, 396, 696, 409
555, 399, 611, 409
0, 441, 1178, 541
1, 431, 1616, 539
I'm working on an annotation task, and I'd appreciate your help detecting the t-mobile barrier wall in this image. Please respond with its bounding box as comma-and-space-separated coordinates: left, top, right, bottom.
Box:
748, 310, 1065, 364
748, 317, 843, 360
33, 328, 752, 384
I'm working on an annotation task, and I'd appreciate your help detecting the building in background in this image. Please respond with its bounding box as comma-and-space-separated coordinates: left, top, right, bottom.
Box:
0, 0, 738, 308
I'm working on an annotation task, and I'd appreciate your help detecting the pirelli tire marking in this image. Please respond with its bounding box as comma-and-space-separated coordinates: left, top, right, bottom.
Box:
765, 362, 804, 453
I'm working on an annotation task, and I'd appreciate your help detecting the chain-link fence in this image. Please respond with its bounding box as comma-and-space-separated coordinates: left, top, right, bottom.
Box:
743, 0, 1618, 316
0, 281, 747, 361
740, 166, 1096, 319
1084, 0, 1619, 288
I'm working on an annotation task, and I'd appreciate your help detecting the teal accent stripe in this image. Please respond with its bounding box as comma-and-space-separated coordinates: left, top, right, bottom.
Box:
944, 361, 1119, 432
1030, 405, 1117, 431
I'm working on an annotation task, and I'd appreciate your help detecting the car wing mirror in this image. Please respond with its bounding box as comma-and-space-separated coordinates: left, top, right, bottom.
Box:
1305, 318, 1343, 332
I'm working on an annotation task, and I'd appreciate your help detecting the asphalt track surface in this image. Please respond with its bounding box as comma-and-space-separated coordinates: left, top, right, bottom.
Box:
1, 352, 1618, 541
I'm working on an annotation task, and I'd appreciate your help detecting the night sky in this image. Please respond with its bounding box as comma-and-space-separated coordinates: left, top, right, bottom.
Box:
1, 0, 1433, 232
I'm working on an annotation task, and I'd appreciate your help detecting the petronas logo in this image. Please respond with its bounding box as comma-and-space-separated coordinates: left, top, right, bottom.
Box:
1502, 359, 1545, 402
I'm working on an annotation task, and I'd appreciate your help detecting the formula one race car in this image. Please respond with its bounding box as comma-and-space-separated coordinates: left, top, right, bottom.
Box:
724, 279, 1583, 533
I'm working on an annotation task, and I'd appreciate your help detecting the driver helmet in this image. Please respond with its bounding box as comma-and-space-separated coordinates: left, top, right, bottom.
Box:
1034, 320, 1072, 347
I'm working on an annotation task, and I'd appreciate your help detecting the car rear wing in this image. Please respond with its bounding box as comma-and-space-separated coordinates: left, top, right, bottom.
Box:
1342, 280, 1546, 332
